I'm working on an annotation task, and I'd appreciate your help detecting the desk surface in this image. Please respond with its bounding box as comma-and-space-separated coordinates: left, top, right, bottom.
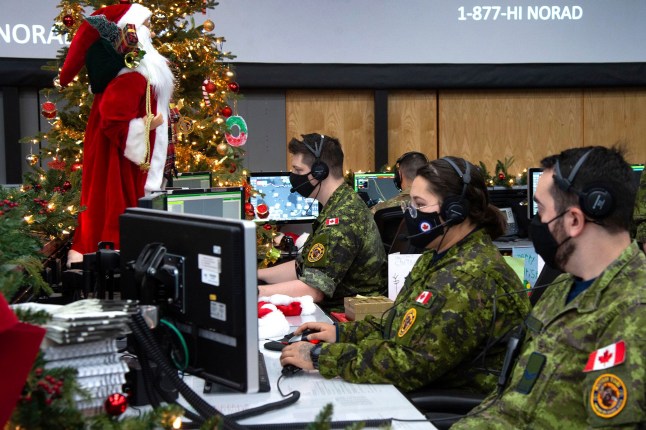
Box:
182, 306, 435, 429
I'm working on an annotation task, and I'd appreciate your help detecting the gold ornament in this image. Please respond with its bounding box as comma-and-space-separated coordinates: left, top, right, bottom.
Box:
151, 9, 168, 28
216, 142, 229, 155
26, 153, 39, 166
203, 19, 215, 32
177, 116, 194, 135
214, 116, 225, 125
225, 69, 236, 80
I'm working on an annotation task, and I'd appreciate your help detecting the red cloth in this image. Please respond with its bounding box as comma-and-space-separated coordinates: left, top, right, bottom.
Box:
275, 302, 302, 316
0, 294, 46, 427
71, 72, 158, 255
258, 301, 273, 318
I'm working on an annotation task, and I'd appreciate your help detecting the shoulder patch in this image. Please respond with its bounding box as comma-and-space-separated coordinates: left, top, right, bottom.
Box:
583, 340, 626, 373
325, 217, 339, 226
415, 290, 434, 305
590, 373, 627, 419
307, 243, 326, 263
397, 308, 417, 338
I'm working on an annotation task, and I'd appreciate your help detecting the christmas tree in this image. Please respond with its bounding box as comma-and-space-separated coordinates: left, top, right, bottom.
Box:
3, 0, 252, 293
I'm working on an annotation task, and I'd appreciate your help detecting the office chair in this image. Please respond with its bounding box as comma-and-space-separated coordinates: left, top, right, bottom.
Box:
373, 206, 405, 254
406, 388, 486, 430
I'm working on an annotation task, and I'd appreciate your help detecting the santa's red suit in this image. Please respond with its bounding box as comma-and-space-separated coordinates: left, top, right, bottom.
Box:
59, 4, 173, 257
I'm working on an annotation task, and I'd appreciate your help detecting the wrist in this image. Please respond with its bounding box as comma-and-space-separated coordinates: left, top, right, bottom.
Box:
309, 343, 323, 370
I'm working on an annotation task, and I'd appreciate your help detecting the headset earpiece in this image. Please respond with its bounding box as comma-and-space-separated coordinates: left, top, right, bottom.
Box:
553, 149, 614, 219
439, 157, 471, 226
303, 134, 329, 182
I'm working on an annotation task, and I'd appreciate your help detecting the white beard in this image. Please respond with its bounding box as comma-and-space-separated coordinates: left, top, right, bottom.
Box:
124, 25, 175, 106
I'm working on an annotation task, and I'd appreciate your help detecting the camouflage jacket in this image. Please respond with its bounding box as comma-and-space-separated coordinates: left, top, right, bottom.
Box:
634, 170, 646, 244
296, 183, 387, 313
453, 241, 646, 429
317, 229, 531, 392
370, 190, 410, 214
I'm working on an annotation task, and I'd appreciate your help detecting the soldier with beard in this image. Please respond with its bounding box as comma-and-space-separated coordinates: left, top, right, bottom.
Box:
59, 3, 175, 263
453, 146, 646, 429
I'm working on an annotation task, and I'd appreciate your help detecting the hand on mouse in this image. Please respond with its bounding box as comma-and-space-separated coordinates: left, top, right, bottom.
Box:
280, 341, 316, 371
293, 322, 337, 343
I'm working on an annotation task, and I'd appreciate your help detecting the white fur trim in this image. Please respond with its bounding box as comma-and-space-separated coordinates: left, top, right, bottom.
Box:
124, 117, 147, 164
257, 294, 316, 316
295, 233, 309, 253
117, 4, 152, 28
144, 100, 169, 193
258, 304, 290, 339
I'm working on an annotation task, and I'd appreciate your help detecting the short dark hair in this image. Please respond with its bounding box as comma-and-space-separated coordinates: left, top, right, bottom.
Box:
288, 133, 344, 178
398, 152, 429, 182
418, 156, 506, 239
540, 145, 636, 233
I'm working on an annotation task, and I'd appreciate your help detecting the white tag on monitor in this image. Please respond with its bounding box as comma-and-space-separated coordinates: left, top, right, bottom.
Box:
202, 270, 220, 286
198, 254, 221, 272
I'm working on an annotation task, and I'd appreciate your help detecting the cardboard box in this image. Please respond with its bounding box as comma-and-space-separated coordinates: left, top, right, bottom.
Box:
344, 296, 394, 321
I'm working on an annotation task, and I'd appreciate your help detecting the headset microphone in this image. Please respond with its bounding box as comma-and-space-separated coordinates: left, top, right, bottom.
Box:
290, 178, 320, 194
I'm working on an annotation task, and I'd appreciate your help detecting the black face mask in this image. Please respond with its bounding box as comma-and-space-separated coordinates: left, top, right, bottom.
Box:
528, 211, 571, 269
404, 210, 445, 249
289, 172, 318, 198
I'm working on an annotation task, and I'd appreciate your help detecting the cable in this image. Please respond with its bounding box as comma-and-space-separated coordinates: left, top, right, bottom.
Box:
243, 419, 392, 429
160, 318, 189, 371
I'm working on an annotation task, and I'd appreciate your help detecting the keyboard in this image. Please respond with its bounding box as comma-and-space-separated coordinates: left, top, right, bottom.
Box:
258, 351, 270, 392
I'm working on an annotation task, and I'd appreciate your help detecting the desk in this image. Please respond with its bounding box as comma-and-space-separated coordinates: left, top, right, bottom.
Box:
181, 307, 435, 429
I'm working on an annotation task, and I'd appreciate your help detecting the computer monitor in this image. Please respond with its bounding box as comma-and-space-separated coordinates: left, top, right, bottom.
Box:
527, 167, 544, 218
248, 172, 320, 223
137, 191, 166, 211
119, 208, 259, 393
488, 186, 528, 238
353, 172, 399, 208
165, 187, 244, 220
169, 171, 212, 189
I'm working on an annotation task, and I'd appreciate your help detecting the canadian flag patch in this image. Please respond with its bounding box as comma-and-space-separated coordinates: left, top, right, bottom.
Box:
415, 291, 433, 305
583, 340, 626, 373
326, 218, 339, 226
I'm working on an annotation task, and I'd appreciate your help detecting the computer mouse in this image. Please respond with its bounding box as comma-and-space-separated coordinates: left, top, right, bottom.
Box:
288, 328, 319, 343
281, 364, 301, 376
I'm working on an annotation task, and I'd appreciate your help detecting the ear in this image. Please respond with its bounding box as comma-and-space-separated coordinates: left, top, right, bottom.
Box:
565, 207, 586, 238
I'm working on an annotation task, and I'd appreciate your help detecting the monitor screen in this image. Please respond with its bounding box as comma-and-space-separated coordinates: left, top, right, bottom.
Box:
166, 188, 244, 220
248, 172, 320, 223
528, 168, 544, 218
353, 172, 399, 208
170, 172, 212, 189
137, 191, 166, 211
119, 208, 259, 393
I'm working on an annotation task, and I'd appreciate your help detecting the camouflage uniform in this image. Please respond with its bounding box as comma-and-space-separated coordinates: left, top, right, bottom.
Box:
453, 241, 646, 429
296, 183, 387, 313
634, 170, 646, 244
371, 190, 410, 214
317, 229, 531, 392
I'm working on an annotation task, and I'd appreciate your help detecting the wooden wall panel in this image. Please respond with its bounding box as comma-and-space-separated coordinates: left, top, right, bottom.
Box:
387, 91, 438, 164
438, 90, 583, 174
285, 90, 374, 172
583, 89, 646, 164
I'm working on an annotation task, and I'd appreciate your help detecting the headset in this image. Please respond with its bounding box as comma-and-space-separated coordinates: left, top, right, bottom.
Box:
393, 151, 429, 191
302, 134, 329, 181
440, 157, 472, 225
553, 149, 614, 219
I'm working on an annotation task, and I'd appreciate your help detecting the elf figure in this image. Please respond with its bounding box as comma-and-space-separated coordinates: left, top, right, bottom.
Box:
59, 3, 175, 264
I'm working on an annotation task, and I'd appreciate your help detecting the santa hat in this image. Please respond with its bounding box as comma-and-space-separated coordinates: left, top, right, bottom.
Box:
59, 3, 152, 87
257, 295, 316, 339
0, 294, 46, 427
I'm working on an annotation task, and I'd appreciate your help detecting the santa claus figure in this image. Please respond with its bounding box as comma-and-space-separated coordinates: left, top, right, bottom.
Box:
60, 3, 174, 264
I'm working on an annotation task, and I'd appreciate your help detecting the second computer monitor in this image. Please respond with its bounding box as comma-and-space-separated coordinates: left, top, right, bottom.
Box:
248, 172, 320, 223
353, 172, 399, 208
527, 167, 544, 218
166, 188, 244, 220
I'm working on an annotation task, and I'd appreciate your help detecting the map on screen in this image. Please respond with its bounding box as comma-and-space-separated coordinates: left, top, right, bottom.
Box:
249, 173, 320, 223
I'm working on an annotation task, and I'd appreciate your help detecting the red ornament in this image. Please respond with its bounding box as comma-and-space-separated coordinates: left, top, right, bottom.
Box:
71, 163, 83, 171
41, 101, 57, 119
62, 181, 72, 190
256, 203, 269, 219
204, 81, 217, 93
227, 82, 240, 93
263, 223, 272, 230
229, 163, 237, 173
104, 393, 128, 416
245, 202, 254, 218
220, 106, 233, 118
62, 15, 75, 28
497, 172, 505, 180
